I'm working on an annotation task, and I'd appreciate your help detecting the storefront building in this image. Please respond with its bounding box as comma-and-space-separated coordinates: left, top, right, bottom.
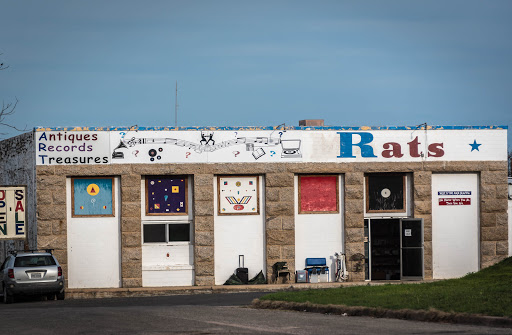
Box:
0, 122, 509, 288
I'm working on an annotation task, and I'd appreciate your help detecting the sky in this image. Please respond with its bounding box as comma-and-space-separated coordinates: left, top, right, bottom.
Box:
1, 1, 511, 149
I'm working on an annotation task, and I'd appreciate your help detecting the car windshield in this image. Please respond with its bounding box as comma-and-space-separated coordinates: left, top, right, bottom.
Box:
14, 256, 56, 267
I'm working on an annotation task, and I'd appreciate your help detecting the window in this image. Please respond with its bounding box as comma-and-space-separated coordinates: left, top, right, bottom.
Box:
143, 224, 166, 243
168, 224, 190, 242
298, 175, 339, 214
143, 222, 191, 243
366, 173, 406, 213
14, 256, 56, 267
146, 176, 188, 216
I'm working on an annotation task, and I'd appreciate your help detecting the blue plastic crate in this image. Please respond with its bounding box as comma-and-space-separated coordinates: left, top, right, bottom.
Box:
305, 258, 327, 267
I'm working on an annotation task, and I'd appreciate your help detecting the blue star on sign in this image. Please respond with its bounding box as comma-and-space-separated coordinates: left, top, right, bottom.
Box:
469, 140, 482, 152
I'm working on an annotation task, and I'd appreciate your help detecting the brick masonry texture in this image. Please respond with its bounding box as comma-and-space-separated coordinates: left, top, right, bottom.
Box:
413, 171, 433, 279
35, 161, 508, 288
193, 174, 214, 286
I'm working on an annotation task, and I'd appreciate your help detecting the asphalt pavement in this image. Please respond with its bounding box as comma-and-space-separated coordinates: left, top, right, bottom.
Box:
0, 292, 511, 334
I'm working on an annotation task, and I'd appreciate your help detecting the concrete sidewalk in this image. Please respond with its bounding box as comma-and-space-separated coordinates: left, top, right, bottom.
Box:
66, 281, 389, 299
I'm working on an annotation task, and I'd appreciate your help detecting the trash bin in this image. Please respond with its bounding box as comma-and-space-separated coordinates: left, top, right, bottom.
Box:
319, 266, 329, 282
309, 268, 319, 283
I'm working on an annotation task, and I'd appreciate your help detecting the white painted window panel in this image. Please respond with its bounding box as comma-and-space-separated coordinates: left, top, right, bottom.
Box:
142, 244, 193, 267
142, 269, 194, 287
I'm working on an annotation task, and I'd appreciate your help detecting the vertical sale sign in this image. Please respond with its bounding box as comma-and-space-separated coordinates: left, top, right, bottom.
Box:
0, 186, 26, 239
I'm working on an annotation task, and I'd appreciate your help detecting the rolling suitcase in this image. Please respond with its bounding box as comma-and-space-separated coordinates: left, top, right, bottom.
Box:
236, 255, 249, 284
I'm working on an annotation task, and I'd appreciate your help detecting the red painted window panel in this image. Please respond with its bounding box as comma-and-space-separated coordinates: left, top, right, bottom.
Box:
299, 175, 338, 213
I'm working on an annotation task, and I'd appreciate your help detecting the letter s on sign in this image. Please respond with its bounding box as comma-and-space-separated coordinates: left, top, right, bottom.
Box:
428, 143, 444, 157
14, 190, 24, 200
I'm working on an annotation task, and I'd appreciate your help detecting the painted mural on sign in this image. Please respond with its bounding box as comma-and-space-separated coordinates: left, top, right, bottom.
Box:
218, 176, 259, 215
72, 178, 114, 217
0, 186, 26, 239
34, 127, 507, 165
110, 129, 302, 163
146, 176, 187, 215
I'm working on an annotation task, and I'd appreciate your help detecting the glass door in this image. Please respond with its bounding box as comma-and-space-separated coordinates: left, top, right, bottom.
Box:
369, 218, 401, 280
365, 218, 424, 281
400, 218, 424, 280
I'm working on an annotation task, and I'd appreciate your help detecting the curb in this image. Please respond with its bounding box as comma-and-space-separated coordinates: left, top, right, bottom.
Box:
251, 299, 512, 329
65, 281, 421, 300
66, 282, 343, 299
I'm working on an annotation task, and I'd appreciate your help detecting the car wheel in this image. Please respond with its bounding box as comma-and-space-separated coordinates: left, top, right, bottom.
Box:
46, 293, 56, 301
56, 291, 65, 300
3, 285, 14, 304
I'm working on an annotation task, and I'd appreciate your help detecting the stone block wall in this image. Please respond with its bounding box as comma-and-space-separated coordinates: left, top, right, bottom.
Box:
119, 169, 142, 288
34, 161, 508, 287
480, 169, 510, 268
265, 172, 295, 281
413, 170, 433, 279
194, 173, 215, 286
343, 172, 365, 281
0, 131, 37, 259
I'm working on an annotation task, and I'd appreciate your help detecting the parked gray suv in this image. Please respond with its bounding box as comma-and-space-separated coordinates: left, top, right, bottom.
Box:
1, 250, 65, 303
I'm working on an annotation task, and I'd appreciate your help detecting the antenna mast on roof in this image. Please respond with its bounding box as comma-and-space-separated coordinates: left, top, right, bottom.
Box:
175, 81, 178, 127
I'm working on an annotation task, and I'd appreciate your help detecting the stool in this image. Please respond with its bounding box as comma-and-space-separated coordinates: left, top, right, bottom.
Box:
272, 262, 291, 283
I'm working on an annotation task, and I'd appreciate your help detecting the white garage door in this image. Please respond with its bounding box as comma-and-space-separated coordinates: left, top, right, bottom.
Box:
214, 175, 265, 285
432, 173, 479, 279
66, 177, 121, 288
294, 175, 344, 281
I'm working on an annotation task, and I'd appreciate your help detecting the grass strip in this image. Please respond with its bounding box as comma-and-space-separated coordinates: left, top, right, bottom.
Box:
261, 256, 512, 317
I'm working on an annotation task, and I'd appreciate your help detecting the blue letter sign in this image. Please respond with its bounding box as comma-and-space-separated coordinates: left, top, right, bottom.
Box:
337, 132, 377, 158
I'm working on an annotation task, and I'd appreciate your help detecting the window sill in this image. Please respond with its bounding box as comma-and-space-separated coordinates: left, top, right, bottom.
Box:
142, 264, 194, 271
142, 242, 192, 246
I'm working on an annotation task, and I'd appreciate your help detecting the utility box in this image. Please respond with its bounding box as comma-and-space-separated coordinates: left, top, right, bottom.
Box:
296, 270, 307, 283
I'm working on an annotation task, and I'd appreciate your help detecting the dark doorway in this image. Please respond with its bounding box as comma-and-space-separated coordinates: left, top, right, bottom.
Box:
370, 218, 400, 280
401, 219, 424, 279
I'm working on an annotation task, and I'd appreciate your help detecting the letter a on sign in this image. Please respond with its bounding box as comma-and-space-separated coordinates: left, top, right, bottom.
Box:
15, 201, 24, 212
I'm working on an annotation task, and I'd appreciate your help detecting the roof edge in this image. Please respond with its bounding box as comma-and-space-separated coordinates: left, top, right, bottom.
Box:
34, 125, 509, 132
